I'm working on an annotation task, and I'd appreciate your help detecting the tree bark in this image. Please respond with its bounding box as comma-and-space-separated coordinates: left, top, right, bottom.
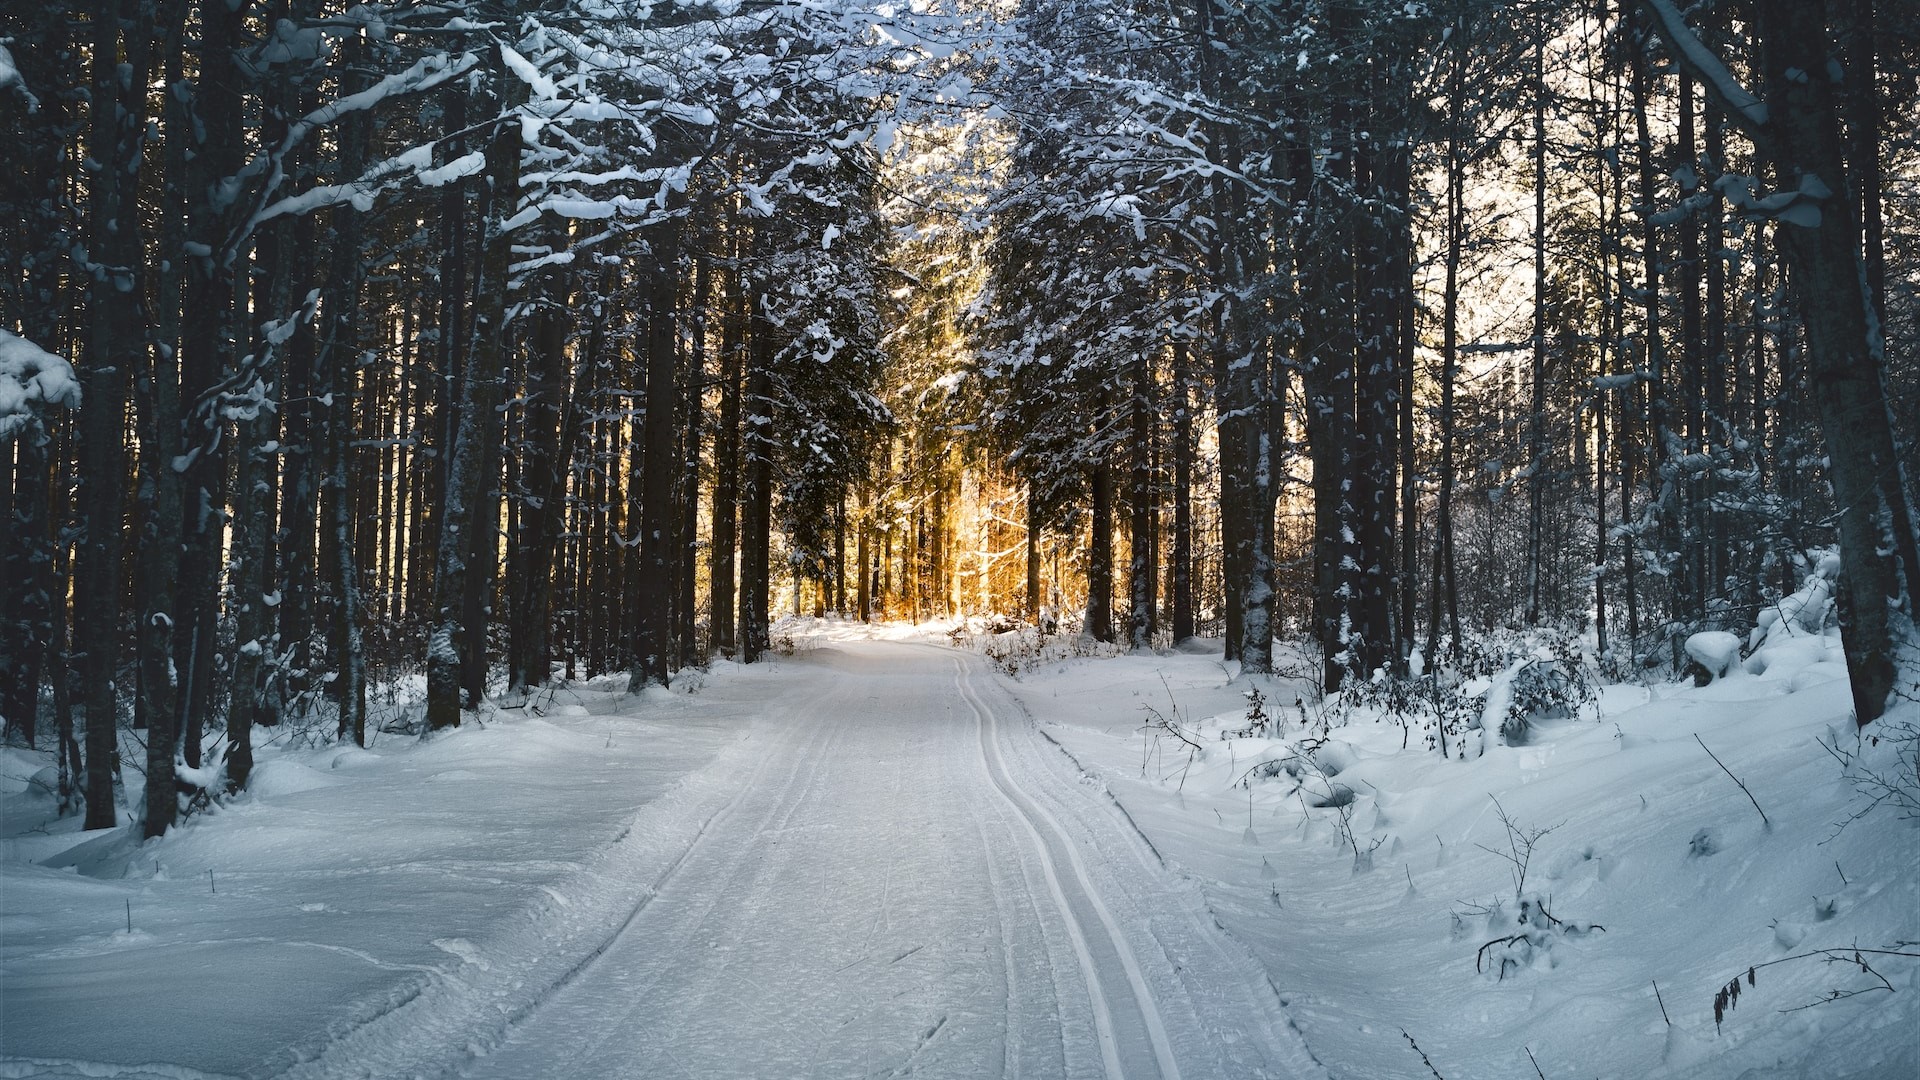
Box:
1170, 338, 1195, 643
1127, 349, 1156, 649
1087, 422, 1114, 645
631, 215, 684, 690
709, 235, 744, 655
508, 246, 575, 692
77, 0, 150, 829
427, 54, 522, 728
738, 301, 775, 662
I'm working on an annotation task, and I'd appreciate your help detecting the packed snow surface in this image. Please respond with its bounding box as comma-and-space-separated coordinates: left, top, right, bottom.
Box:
3, 621, 1915, 1079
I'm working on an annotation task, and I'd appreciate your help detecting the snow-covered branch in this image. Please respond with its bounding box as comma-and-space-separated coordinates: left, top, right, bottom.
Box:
1637, 0, 1769, 135
0, 330, 80, 441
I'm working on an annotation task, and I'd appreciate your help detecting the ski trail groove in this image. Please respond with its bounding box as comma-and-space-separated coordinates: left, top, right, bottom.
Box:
483, 695, 850, 1076
956, 657, 1185, 1080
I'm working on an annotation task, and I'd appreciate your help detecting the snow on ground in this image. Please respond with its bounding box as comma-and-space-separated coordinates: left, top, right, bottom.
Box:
1, 667, 775, 1078
999, 626, 1919, 1080
3, 612, 1915, 1080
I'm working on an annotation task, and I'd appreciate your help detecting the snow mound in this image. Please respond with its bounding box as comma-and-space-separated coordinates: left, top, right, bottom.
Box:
247, 760, 341, 799
1685, 631, 1743, 681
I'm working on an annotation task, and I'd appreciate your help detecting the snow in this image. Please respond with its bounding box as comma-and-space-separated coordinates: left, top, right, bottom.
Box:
0, 42, 39, 111
4, 618, 1914, 1079
1643, 0, 1769, 130
1685, 631, 1743, 681
416, 150, 487, 188
500, 44, 561, 102
0, 330, 81, 441
1014, 628, 1917, 1079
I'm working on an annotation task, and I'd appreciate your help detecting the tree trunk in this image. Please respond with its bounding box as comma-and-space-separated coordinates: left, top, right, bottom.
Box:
508, 249, 575, 692
1025, 482, 1042, 620
1087, 427, 1114, 645
318, 41, 371, 743
1170, 338, 1195, 643
1127, 349, 1156, 649
631, 216, 684, 690
709, 241, 744, 655
738, 318, 775, 663
1526, 35, 1550, 628
1427, 21, 1466, 663
678, 254, 709, 665
857, 485, 872, 622
427, 55, 522, 729
134, 0, 189, 835
77, 0, 149, 830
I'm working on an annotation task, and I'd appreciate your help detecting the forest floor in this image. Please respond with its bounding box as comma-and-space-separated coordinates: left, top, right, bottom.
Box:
1, 622, 1916, 1079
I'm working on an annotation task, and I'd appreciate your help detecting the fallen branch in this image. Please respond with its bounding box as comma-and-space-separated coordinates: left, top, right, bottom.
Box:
1712, 944, 1920, 1030
1695, 734, 1770, 829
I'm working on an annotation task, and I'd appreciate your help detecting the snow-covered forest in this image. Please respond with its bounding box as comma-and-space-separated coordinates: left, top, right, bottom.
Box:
3, 0, 1918, 1077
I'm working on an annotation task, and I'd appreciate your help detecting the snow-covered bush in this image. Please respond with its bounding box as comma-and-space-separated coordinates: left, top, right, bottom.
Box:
1685, 631, 1744, 684
1822, 719, 1920, 832
1463, 631, 1597, 748
952, 613, 1121, 677
1336, 629, 1596, 757
1467, 893, 1606, 981
1220, 687, 1271, 739
1456, 799, 1603, 980
1748, 550, 1840, 654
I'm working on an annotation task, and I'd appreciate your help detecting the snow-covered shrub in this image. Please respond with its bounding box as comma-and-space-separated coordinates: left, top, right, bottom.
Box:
1335, 629, 1595, 758
1220, 687, 1271, 739
1748, 549, 1839, 654
1467, 893, 1605, 981
955, 613, 1120, 677
1328, 626, 1597, 753
1466, 631, 1597, 748
1821, 719, 1920, 832
1458, 799, 1603, 979
1685, 630, 1744, 684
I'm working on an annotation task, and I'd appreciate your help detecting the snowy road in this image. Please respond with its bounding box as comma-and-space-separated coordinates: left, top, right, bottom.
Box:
444, 641, 1317, 1080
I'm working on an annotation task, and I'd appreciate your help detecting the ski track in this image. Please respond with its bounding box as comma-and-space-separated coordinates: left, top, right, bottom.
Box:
957, 654, 1177, 1080
137, 640, 1313, 1080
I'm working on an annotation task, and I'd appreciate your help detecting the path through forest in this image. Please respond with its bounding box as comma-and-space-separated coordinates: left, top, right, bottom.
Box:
443, 640, 1316, 1079
0, 640, 1321, 1079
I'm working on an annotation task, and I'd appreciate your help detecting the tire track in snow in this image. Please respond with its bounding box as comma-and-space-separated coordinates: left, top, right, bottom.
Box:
955, 657, 1184, 1080
982, 658, 1330, 1080
466, 692, 851, 1077
272, 697, 808, 1080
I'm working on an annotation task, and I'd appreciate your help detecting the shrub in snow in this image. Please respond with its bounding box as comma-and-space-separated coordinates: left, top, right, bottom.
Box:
958, 613, 1124, 677
1470, 893, 1605, 981
1220, 687, 1272, 739
1487, 636, 1596, 746
1342, 629, 1596, 758
1820, 719, 1920, 831
1711, 944, 1920, 1033
1747, 550, 1839, 654
1457, 798, 1603, 980
1684, 631, 1744, 684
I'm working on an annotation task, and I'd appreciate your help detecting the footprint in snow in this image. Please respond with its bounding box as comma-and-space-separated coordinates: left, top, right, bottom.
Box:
433, 937, 492, 970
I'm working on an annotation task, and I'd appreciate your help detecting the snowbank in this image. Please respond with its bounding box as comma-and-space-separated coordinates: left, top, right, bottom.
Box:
1007, 631, 1918, 1079
0, 675, 763, 1077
